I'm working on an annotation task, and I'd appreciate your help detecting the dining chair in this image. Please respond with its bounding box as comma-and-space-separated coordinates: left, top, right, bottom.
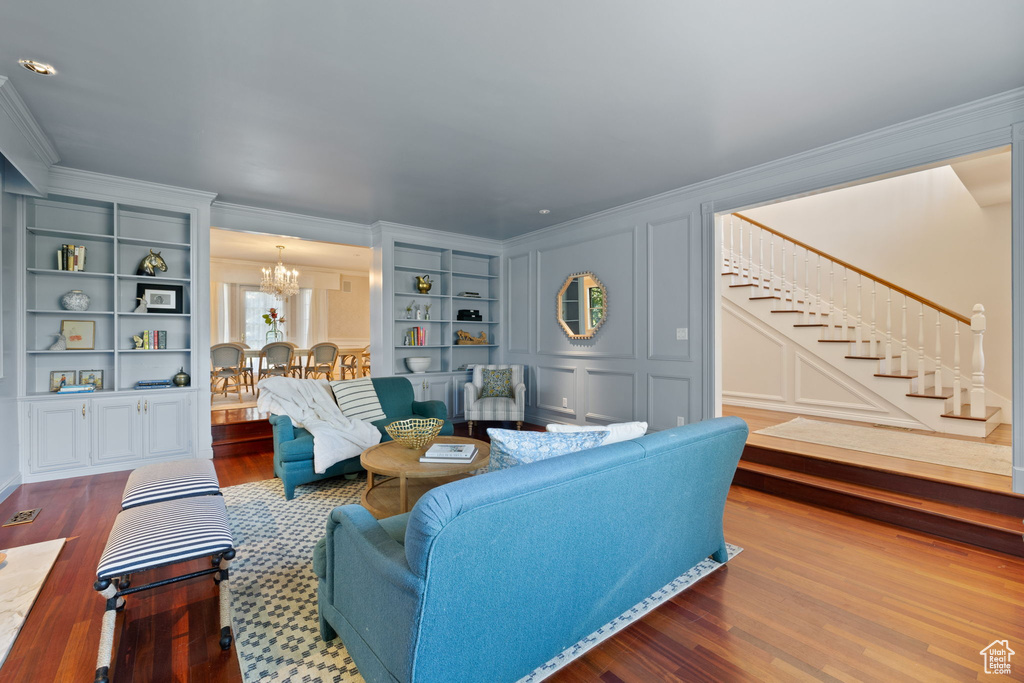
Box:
360, 344, 371, 377
305, 342, 340, 380
257, 342, 295, 395
237, 342, 254, 391
210, 343, 247, 403
284, 341, 304, 378
338, 353, 359, 379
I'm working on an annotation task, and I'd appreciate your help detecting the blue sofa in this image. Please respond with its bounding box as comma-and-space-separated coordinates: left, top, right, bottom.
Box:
314, 416, 747, 682
270, 376, 454, 500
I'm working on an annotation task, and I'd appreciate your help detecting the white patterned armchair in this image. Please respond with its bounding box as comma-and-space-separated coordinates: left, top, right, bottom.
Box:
464, 364, 526, 436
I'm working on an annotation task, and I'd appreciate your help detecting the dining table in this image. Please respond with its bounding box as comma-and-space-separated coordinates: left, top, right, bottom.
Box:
242, 346, 366, 377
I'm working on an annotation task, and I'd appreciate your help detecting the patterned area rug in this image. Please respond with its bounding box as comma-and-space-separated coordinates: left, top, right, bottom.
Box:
222, 477, 741, 683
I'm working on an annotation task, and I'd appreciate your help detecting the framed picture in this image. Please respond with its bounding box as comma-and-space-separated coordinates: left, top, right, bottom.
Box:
79, 369, 104, 390
136, 283, 184, 314
60, 320, 96, 350
49, 370, 76, 392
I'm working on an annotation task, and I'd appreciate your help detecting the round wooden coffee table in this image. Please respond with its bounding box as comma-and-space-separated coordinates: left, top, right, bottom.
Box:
360, 436, 490, 518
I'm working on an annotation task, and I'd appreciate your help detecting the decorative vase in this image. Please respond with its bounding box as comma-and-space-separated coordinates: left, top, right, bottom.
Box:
266, 327, 283, 343
61, 290, 90, 311
415, 275, 433, 293
173, 367, 191, 386
49, 333, 67, 351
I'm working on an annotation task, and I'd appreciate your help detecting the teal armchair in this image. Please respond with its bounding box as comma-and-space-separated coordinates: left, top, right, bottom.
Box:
270, 376, 454, 499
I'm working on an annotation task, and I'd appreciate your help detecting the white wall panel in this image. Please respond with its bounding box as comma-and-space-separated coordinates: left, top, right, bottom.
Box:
507, 253, 531, 353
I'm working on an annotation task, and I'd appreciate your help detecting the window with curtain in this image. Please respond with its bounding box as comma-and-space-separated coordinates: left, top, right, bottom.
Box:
241, 287, 283, 346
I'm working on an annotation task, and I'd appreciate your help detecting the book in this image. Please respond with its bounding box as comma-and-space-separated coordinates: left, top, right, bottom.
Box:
423, 443, 478, 459
58, 384, 96, 393
419, 454, 479, 464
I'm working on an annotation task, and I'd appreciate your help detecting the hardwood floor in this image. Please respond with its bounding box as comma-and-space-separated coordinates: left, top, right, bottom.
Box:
2, 429, 1023, 681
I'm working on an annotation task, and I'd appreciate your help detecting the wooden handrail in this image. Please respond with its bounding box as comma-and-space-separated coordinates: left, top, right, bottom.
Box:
731, 213, 969, 324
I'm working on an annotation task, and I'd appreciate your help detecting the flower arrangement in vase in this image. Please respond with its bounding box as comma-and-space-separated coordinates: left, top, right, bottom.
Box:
262, 307, 286, 343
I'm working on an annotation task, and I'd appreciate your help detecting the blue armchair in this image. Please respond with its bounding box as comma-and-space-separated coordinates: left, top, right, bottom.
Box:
270, 376, 454, 500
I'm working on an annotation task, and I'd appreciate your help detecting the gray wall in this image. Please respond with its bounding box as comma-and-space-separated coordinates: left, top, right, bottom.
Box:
0, 163, 23, 500
504, 202, 703, 430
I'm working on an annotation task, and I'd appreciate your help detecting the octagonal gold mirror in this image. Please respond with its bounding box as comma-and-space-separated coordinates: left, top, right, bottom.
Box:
557, 272, 607, 339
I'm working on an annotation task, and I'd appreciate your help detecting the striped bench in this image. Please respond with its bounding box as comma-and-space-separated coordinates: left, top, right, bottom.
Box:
93, 461, 234, 683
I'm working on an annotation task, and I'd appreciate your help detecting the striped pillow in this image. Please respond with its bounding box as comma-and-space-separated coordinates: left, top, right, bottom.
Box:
330, 378, 386, 423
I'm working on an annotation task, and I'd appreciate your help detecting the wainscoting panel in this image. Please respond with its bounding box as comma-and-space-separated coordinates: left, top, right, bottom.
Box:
536, 229, 636, 359
721, 302, 786, 402
584, 369, 636, 424
507, 253, 531, 353
534, 365, 578, 418
793, 352, 886, 413
648, 214, 692, 361
647, 375, 691, 432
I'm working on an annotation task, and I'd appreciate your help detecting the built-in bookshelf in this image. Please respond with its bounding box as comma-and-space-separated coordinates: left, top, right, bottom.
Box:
392, 242, 500, 375
23, 195, 194, 395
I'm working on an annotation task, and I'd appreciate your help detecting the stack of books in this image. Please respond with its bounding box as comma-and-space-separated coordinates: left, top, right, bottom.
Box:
457, 291, 481, 298
135, 379, 174, 390
57, 244, 87, 271
419, 443, 479, 464
57, 384, 96, 394
139, 331, 168, 349
405, 326, 428, 346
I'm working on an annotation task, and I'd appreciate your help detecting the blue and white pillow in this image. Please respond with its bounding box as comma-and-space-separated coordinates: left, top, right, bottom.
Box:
486, 429, 609, 472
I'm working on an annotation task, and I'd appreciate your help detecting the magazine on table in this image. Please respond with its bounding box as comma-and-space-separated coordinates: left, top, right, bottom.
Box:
420, 443, 478, 463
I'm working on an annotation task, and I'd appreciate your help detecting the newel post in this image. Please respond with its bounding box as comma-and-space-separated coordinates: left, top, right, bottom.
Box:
970, 304, 987, 418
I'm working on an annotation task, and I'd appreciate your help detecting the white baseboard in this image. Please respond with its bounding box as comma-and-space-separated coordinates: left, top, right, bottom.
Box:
0, 471, 23, 505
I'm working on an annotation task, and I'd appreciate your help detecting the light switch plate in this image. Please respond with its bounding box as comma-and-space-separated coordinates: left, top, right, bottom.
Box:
677, 416, 686, 427
676, 328, 688, 341
562, 397, 568, 408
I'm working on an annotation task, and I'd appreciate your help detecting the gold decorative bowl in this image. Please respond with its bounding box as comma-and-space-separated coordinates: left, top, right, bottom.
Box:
385, 417, 445, 449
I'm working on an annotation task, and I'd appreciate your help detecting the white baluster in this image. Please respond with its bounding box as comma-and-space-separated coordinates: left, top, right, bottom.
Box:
781, 241, 787, 305
934, 315, 943, 394
917, 303, 926, 389
769, 233, 776, 294
970, 304, 986, 418
748, 221, 755, 285
855, 274, 863, 346
952, 321, 962, 414
803, 250, 811, 324
816, 254, 824, 326
720, 216, 726, 273
841, 267, 848, 339
884, 290, 892, 373
758, 229, 765, 291
869, 281, 877, 350
729, 216, 736, 275
792, 245, 799, 311
737, 219, 745, 281
900, 294, 908, 375
828, 261, 835, 340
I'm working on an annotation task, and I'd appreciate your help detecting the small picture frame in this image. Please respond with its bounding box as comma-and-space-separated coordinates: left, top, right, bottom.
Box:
136, 283, 184, 314
49, 370, 76, 392
79, 369, 104, 390
60, 320, 96, 350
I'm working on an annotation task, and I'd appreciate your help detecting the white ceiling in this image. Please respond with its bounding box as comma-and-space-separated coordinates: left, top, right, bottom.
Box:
2, 1, 1023, 239
210, 228, 370, 272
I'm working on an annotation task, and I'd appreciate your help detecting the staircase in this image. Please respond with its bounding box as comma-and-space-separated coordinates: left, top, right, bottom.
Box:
721, 213, 1003, 438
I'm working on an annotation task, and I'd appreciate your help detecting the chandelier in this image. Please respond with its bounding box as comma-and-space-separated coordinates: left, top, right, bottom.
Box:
260, 245, 300, 299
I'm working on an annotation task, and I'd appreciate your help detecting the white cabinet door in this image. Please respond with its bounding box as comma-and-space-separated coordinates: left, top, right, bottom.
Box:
29, 400, 91, 474
92, 396, 145, 464
143, 393, 192, 459
415, 377, 452, 418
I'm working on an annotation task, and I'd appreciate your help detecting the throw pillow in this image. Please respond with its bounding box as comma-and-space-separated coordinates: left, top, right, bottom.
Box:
329, 378, 386, 423
486, 429, 609, 472
546, 421, 648, 445
479, 368, 514, 398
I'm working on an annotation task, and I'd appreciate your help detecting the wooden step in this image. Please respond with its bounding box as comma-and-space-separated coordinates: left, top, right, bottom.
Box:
792, 323, 850, 328
875, 371, 935, 379
942, 405, 1001, 422
819, 338, 855, 343
907, 387, 955, 400
770, 309, 804, 314
733, 459, 1024, 557
212, 418, 273, 458
846, 355, 884, 360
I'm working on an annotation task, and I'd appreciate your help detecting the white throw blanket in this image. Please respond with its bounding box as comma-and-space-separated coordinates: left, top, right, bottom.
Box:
257, 377, 382, 473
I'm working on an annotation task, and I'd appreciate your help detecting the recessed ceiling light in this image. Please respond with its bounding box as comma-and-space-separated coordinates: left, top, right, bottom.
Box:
538, 209, 551, 214
18, 59, 57, 76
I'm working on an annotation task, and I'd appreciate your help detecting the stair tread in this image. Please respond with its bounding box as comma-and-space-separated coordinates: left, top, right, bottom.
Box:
907, 388, 956, 399
792, 323, 853, 328
846, 355, 884, 360
736, 460, 1023, 533
819, 339, 856, 343
771, 309, 804, 313
875, 371, 936, 379
942, 405, 1001, 421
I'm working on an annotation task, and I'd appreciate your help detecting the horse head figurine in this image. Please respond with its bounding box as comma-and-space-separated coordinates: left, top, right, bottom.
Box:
136, 249, 168, 276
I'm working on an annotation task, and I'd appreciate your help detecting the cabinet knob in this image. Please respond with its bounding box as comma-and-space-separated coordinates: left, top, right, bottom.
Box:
137, 400, 141, 413
82, 403, 86, 418
144, 400, 149, 413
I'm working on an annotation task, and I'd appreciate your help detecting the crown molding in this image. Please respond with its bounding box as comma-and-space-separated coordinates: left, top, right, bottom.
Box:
0, 76, 59, 165
48, 166, 216, 208
373, 220, 503, 254
212, 201, 373, 246
503, 86, 1024, 248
